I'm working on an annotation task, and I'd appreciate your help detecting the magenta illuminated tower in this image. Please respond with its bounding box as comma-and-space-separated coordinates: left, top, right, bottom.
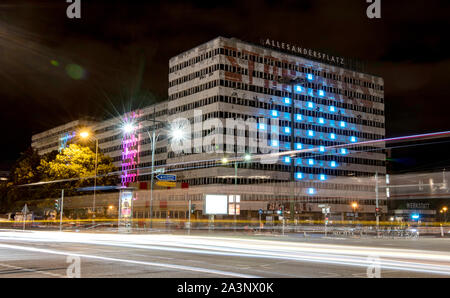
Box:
121, 111, 141, 187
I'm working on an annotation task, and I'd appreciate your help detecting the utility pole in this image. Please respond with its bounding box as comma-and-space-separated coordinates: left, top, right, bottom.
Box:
188, 197, 191, 235
93, 138, 98, 225
375, 172, 379, 237
60, 189, 64, 232
234, 154, 237, 232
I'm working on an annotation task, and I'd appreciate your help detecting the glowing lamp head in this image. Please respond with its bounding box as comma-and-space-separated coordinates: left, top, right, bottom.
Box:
221, 157, 228, 164
80, 131, 90, 139
171, 128, 185, 141
123, 123, 135, 134
244, 154, 251, 161
351, 202, 358, 209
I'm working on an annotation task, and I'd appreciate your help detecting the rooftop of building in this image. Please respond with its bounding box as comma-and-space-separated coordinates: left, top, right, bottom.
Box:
169, 36, 382, 79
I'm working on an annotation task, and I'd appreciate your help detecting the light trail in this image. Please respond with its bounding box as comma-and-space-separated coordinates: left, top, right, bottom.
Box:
0, 242, 259, 278
1, 230, 450, 276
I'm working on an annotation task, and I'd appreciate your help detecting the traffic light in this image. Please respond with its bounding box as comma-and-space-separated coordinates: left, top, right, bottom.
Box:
54, 199, 60, 211
375, 207, 382, 216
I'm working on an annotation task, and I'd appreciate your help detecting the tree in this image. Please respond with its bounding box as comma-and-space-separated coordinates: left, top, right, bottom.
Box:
39, 144, 118, 196
1, 144, 117, 212
1, 148, 56, 211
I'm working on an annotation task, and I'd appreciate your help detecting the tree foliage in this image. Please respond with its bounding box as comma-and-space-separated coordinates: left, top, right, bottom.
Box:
1, 144, 118, 212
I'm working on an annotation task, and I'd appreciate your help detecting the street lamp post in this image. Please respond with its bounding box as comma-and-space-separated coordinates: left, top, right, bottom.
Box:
222, 154, 251, 232
128, 109, 184, 230
351, 202, 358, 224
80, 131, 98, 224
441, 206, 448, 223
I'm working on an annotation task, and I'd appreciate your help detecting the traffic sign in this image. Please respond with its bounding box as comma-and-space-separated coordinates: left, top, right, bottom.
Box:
156, 181, 176, 187
258, 209, 263, 215
156, 174, 176, 181
22, 204, 29, 214
154, 168, 165, 174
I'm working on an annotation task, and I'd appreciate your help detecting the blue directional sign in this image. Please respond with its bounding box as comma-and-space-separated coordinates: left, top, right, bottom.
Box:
258, 209, 263, 215
156, 174, 176, 181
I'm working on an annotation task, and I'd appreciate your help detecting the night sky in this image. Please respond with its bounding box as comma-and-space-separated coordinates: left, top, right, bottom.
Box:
1, 0, 450, 172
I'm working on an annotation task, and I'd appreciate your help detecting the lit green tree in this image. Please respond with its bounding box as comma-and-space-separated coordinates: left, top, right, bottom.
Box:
39, 144, 117, 194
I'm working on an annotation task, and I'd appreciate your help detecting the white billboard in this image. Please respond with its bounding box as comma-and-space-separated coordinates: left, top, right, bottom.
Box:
204, 194, 228, 215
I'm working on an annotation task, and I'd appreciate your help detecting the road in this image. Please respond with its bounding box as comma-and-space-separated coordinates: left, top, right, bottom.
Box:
0, 229, 449, 278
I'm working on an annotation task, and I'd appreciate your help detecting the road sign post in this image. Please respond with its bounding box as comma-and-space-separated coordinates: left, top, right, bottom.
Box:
60, 189, 64, 232
22, 204, 29, 231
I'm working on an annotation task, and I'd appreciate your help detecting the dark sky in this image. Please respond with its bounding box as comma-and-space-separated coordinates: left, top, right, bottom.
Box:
1, 0, 450, 171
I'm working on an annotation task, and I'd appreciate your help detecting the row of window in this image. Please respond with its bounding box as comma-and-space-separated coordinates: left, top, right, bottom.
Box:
187, 110, 384, 140
169, 46, 383, 91
170, 63, 383, 104
169, 94, 384, 119
169, 77, 384, 106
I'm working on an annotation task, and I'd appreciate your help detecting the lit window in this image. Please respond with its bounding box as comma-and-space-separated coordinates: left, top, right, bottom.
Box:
319, 174, 327, 181
271, 110, 279, 117
283, 156, 291, 164
271, 140, 279, 147
307, 74, 313, 80
284, 127, 291, 134
350, 136, 357, 143
284, 97, 291, 104
307, 188, 316, 195
330, 161, 337, 168
318, 90, 325, 97
295, 173, 304, 180
307, 102, 314, 109
329, 106, 336, 112
318, 117, 325, 124
258, 123, 266, 130
296, 114, 303, 121
308, 159, 315, 165
308, 130, 314, 137
319, 146, 325, 152
330, 133, 336, 140
295, 143, 303, 150
340, 148, 348, 155
295, 85, 303, 92
340, 121, 346, 128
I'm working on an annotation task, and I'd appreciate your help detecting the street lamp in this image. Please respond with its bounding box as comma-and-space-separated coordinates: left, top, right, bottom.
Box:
441, 206, 448, 223
125, 110, 187, 230
79, 130, 99, 223
351, 202, 358, 223
221, 153, 252, 231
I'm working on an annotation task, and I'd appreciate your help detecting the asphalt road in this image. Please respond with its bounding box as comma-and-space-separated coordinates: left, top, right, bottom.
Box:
0, 229, 449, 278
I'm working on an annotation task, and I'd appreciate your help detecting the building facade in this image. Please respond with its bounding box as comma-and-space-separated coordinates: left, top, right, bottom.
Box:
32, 36, 386, 221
